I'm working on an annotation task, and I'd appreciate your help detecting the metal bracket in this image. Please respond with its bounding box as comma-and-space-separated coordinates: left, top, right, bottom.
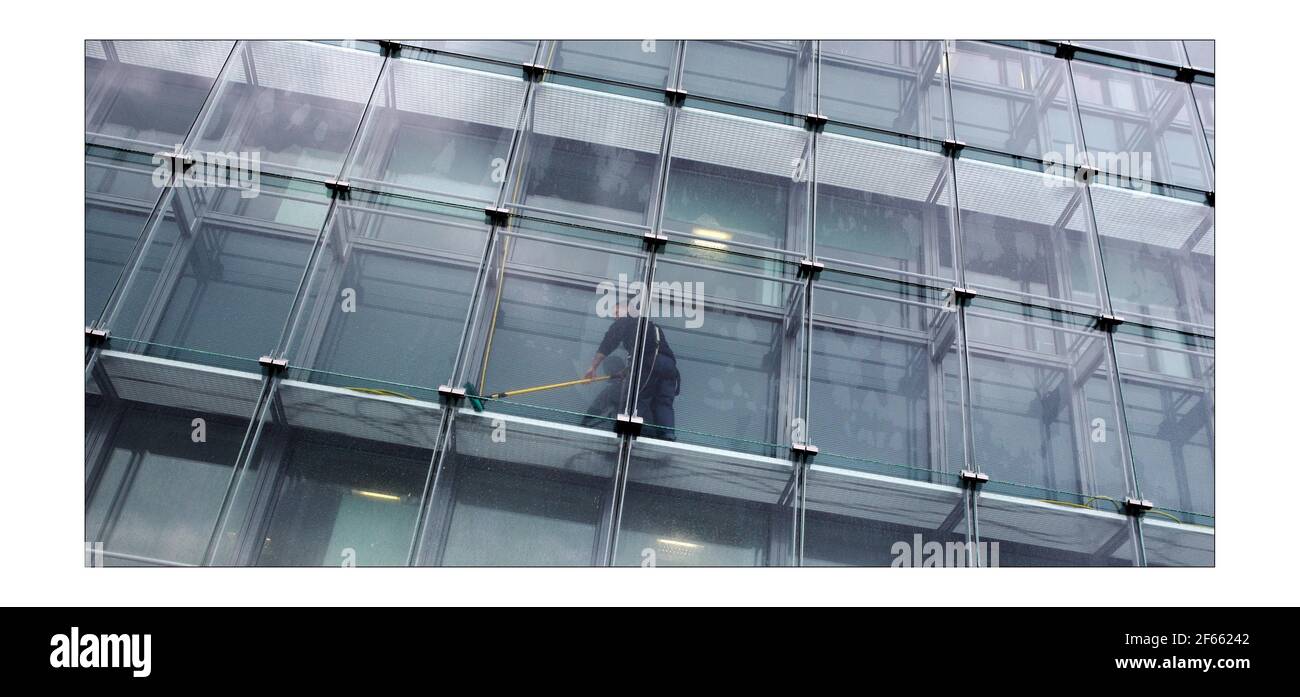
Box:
790, 442, 819, 461
959, 469, 990, 485
1054, 42, 1076, 60
1124, 497, 1155, 514
258, 355, 289, 373
942, 139, 966, 157
643, 230, 669, 249
522, 62, 547, 81
157, 150, 194, 183
85, 327, 109, 345
799, 258, 825, 278
1074, 164, 1100, 185
377, 40, 402, 57
664, 86, 688, 106
951, 287, 977, 305
485, 206, 511, 226
1175, 66, 1198, 83
804, 113, 828, 131
615, 413, 644, 437
1205, 191, 1214, 208
437, 384, 467, 402
325, 179, 351, 197
1097, 313, 1125, 331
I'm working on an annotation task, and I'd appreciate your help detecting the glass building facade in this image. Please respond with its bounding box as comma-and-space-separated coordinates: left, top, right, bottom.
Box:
85, 39, 1214, 567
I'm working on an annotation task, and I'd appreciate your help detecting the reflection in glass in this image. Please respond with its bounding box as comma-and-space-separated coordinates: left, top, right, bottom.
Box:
948, 41, 1081, 161
85, 352, 262, 566
814, 131, 955, 280
818, 40, 947, 140
457, 219, 646, 427
954, 157, 1102, 309
1113, 327, 1213, 521
192, 41, 384, 177
965, 299, 1129, 503
682, 40, 812, 114
419, 413, 620, 566
283, 193, 490, 393
105, 179, 331, 367
1091, 185, 1213, 329
810, 274, 964, 480
803, 466, 969, 566
614, 440, 795, 566
663, 108, 810, 253
549, 40, 676, 88
1072, 61, 1213, 190
346, 58, 527, 204
511, 83, 667, 226
635, 249, 803, 454
85, 40, 234, 150
1074, 40, 1186, 66
976, 493, 1138, 566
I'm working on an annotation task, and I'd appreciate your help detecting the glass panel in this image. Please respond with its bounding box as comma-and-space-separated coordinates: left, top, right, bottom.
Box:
402, 40, 537, 65
1072, 61, 1213, 191
104, 177, 331, 370
681, 40, 812, 114
1183, 40, 1214, 72
663, 107, 811, 254
418, 412, 620, 566
223, 381, 441, 566
85, 350, 262, 566
1074, 40, 1187, 66
345, 57, 527, 205
818, 40, 947, 140
86, 40, 234, 151
632, 247, 804, 456
965, 298, 1130, 505
810, 273, 965, 481
1091, 184, 1214, 330
613, 439, 795, 566
455, 218, 647, 429
1113, 325, 1214, 524
548, 40, 677, 88
282, 192, 489, 396
954, 157, 1102, 309
509, 82, 668, 227
948, 41, 1081, 162
1142, 518, 1214, 566
803, 465, 970, 567
86, 147, 167, 325
975, 492, 1138, 566
192, 41, 385, 178
814, 130, 955, 282
1192, 83, 1214, 160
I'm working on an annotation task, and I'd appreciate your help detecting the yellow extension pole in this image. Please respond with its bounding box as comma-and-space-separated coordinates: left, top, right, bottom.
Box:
489, 374, 611, 399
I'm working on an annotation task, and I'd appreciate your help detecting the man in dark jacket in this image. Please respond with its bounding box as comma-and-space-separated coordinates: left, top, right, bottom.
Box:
584, 304, 680, 440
